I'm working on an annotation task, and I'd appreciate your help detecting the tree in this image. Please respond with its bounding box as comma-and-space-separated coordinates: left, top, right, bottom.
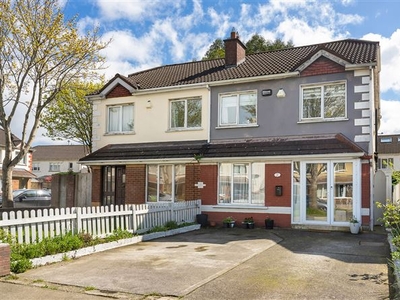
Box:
202, 38, 225, 60
202, 34, 294, 60
40, 81, 104, 154
245, 34, 294, 54
0, 0, 108, 207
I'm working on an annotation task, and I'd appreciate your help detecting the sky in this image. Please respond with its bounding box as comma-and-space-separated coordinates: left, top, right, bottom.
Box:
36, 0, 400, 144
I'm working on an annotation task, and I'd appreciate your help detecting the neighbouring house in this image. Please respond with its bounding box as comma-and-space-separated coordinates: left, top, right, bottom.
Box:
0, 129, 36, 191
81, 30, 381, 231
31, 145, 88, 189
377, 134, 400, 170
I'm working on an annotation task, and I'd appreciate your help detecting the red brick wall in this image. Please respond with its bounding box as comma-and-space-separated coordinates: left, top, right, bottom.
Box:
361, 162, 371, 225
186, 164, 201, 200
106, 84, 131, 98
0, 243, 10, 276
265, 163, 292, 207
301, 56, 345, 77
200, 165, 218, 205
91, 166, 102, 206
125, 165, 146, 204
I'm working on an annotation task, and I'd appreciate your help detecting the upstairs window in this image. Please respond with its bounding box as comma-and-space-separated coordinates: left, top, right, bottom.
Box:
301, 82, 346, 121
33, 163, 40, 171
219, 91, 257, 126
170, 98, 201, 129
49, 163, 61, 172
107, 104, 134, 133
380, 137, 392, 143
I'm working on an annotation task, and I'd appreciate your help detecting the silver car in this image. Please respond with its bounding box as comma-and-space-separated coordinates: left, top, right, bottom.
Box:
13, 189, 51, 208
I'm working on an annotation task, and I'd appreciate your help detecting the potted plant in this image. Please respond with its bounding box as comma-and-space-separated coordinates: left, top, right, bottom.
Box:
349, 216, 360, 234
242, 217, 255, 229
265, 216, 274, 229
222, 216, 236, 228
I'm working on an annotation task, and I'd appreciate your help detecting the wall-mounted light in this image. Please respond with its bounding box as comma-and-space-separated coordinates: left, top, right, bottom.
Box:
146, 100, 152, 108
277, 88, 286, 98
261, 89, 272, 97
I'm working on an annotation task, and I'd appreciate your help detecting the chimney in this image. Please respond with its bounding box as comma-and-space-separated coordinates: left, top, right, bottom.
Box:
224, 29, 246, 67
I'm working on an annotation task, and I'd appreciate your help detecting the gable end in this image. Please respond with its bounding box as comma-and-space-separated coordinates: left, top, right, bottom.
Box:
300, 56, 345, 77
106, 84, 132, 98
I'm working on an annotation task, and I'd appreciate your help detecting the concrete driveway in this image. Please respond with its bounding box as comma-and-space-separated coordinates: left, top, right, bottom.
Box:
4, 227, 391, 299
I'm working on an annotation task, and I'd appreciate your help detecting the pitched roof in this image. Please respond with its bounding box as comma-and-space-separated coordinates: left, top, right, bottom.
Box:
80, 134, 365, 163
0, 128, 22, 147
32, 145, 87, 161
99, 39, 378, 92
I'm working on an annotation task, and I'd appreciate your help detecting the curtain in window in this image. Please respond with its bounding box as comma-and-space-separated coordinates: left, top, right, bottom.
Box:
219, 164, 232, 203
251, 163, 265, 204
232, 164, 249, 203
122, 105, 134, 131
108, 106, 120, 132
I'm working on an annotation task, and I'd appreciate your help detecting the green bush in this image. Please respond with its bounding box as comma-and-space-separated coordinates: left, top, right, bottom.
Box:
376, 201, 400, 228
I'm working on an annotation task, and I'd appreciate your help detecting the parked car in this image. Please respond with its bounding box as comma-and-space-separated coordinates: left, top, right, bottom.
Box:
12, 189, 51, 208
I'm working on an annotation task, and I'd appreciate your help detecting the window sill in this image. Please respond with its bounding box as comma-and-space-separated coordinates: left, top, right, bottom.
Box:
104, 131, 135, 136
166, 127, 203, 133
215, 203, 265, 208
297, 118, 348, 124
216, 124, 259, 129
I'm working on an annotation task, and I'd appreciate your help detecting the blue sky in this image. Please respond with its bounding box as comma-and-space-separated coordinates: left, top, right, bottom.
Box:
55, 0, 400, 138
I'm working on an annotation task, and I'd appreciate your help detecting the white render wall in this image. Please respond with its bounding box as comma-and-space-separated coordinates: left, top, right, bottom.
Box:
92, 87, 210, 151
32, 160, 83, 178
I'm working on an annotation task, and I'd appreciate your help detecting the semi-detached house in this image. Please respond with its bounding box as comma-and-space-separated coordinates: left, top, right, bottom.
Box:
81, 31, 381, 231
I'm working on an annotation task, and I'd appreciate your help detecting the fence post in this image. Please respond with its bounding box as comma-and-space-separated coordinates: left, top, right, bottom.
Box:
75, 207, 82, 234
132, 205, 137, 233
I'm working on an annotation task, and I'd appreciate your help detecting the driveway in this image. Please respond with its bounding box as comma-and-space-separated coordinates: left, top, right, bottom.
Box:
5, 227, 391, 299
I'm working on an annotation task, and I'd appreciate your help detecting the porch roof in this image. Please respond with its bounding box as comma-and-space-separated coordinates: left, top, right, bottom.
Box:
80, 133, 365, 164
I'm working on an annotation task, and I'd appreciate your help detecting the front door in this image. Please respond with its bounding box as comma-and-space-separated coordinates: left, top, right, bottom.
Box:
102, 166, 126, 206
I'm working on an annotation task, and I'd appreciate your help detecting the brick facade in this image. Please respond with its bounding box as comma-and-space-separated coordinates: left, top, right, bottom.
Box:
91, 166, 102, 206
125, 164, 146, 204
361, 162, 371, 226
0, 243, 10, 276
185, 164, 201, 200
301, 56, 345, 77
265, 163, 292, 207
106, 84, 131, 98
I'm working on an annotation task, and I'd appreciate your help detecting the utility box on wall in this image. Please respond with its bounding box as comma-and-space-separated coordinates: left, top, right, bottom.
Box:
275, 185, 283, 196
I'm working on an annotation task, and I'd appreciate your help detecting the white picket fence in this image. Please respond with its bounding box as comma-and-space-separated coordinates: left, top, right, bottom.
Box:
0, 200, 201, 244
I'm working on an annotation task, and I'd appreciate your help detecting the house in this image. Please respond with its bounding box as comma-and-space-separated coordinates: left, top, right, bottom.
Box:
377, 134, 400, 170
0, 129, 36, 191
31, 145, 88, 189
81, 30, 381, 231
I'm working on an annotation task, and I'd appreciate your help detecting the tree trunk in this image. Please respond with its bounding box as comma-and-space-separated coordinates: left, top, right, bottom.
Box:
1, 166, 14, 208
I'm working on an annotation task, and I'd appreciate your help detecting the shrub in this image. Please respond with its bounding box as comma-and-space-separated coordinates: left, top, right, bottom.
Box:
376, 201, 400, 228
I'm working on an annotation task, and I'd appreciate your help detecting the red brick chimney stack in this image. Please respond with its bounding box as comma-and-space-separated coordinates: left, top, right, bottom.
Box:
224, 29, 246, 67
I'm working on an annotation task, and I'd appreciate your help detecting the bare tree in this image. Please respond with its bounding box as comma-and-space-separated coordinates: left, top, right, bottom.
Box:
0, 0, 108, 207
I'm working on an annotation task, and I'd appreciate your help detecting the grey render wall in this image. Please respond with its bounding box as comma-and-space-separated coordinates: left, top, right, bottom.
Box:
210, 71, 368, 152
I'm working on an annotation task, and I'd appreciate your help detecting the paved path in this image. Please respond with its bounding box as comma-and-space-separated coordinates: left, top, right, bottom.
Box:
1, 227, 391, 299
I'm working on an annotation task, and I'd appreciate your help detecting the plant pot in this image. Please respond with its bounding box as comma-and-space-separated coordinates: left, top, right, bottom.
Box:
265, 219, 274, 229
196, 214, 208, 228
350, 222, 360, 234
247, 222, 255, 229
224, 221, 235, 228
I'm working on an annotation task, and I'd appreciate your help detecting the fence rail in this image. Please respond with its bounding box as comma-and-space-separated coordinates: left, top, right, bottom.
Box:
0, 200, 201, 244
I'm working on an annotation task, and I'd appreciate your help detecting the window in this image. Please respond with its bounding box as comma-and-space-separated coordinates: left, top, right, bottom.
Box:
147, 164, 185, 202
219, 163, 264, 205
49, 163, 61, 172
379, 158, 393, 169
219, 91, 257, 126
301, 82, 346, 121
107, 104, 134, 133
14, 151, 27, 165
69, 162, 73, 169
170, 98, 201, 129
33, 163, 40, 171
380, 137, 392, 143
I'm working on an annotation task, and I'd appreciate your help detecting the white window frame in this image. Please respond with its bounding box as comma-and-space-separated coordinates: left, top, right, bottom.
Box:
380, 137, 392, 143
300, 81, 347, 122
146, 164, 186, 203
49, 162, 61, 172
169, 97, 202, 130
106, 103, 134, 134
33, 163, 40, 171
379, 158, 393, 169
218, 90, 257, 127
218, 162, 265, 205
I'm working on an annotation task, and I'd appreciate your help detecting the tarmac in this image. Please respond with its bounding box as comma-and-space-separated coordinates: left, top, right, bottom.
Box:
0, 226, 392, 300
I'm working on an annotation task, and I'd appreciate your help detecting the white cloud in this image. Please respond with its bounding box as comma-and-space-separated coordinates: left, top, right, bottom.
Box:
379, 100, 400, 134
363, 30, 400, 94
